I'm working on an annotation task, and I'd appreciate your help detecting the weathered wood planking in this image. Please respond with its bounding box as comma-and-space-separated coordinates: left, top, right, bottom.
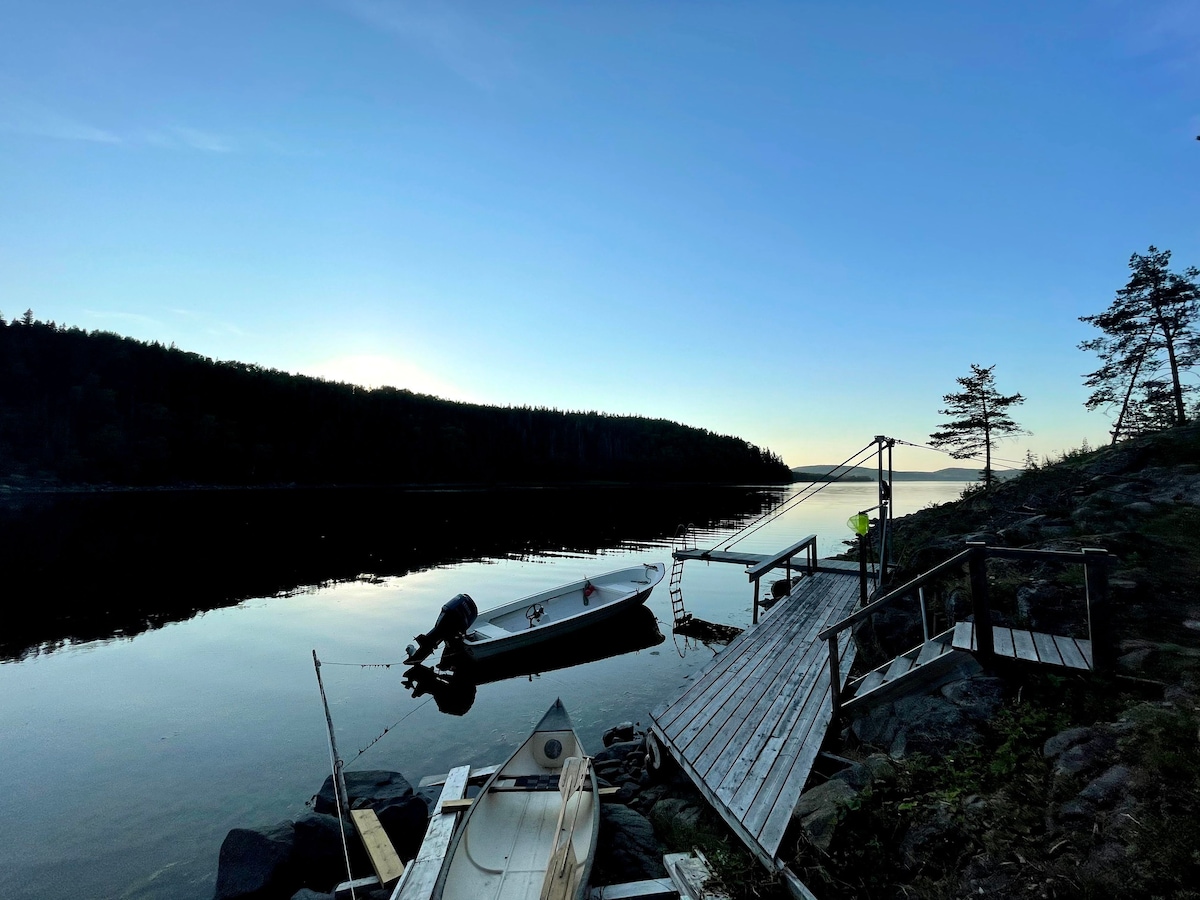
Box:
650, 571, 860, 865
668, 577, 842, 760
652, 577, 839, 736
951, 624, 1092, 671
351, 808, 405, 886
391, 765, 470, 900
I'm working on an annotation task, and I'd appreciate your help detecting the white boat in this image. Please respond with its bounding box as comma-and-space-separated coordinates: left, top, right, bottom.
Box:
432, 698, 597, 900
407, 563, 665, 664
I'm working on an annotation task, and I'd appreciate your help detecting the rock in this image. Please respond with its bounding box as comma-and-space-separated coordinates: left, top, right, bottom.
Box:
292, 813, 360, 892
290, 891, 335, 900
1043, 726, 1092, 760
1078, 765, 1132, 808
793, 779, 857, 851
594, 739, 643, 765
603, 722, 635, 746
833, 753, 896, 790
312, 771, 413, 816
1048, 727, 1117, 777
595, 805, 666, 883
215, 821, 297, 900
376, 795, 432, 861
940, 676, 1004, 721
652, 796, 704, 831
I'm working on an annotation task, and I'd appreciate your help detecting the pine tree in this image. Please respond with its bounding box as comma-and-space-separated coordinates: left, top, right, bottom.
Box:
929, 364, 1026, 489
1080, 246, 1199, 442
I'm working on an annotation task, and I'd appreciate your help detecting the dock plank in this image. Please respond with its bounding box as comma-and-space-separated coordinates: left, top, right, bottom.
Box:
1053, 634, 1089, 670
709, 593, 850, 799
650, 571, 860, 865
656, 576, 838, 740
1011, 629, 1039, 662
391, 765, 470, 900
682, 579, 841, 768
1032, 631, 1064, 667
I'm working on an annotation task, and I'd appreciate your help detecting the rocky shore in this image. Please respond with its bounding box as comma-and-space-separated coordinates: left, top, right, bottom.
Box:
213, 722, 710, 900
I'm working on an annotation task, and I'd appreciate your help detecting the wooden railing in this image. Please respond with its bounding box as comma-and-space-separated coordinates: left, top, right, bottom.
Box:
817, 542, 1116, 714
746, 534, 817, 624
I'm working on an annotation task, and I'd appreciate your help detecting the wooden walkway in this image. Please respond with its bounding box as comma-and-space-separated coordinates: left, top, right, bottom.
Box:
673, 548, 860, 576
649, 571, 860, 867
952, 621, 1093, 670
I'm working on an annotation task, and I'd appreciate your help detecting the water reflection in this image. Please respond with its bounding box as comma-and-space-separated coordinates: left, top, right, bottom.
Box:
0, 484, 782, 661
401, 605, 665, 715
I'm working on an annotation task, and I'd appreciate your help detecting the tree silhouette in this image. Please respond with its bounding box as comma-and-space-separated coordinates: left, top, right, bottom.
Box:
929, 364, 1026, 489
1080, 246, 1199, 442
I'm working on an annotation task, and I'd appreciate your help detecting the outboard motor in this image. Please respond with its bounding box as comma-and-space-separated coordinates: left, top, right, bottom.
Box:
405, 593, 478, 664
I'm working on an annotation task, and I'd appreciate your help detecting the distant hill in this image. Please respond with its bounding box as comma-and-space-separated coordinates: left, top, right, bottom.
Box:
791, 465, 1021, 483
0, 318, 792, 487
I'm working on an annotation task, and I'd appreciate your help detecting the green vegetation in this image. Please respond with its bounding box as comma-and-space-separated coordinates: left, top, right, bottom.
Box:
0, 317, 790, 487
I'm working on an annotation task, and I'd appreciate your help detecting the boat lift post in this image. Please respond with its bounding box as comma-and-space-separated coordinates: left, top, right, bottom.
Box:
313, 650, 352, 819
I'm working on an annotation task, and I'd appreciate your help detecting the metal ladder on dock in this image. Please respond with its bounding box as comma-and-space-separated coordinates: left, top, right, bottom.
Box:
669, 524, 696, 625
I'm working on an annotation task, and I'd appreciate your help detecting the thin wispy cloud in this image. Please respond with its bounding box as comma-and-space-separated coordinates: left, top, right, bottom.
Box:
0, 85, 239, 152
0, 94, 120, 144
1120, 0, 1200, 72
341, 0, 517, 90
141, 126, 236, 153
83, 310, 164, 328
171, 309, 247, 337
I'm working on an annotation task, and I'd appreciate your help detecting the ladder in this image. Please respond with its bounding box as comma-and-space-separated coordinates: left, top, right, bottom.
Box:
668, 524, 696, 626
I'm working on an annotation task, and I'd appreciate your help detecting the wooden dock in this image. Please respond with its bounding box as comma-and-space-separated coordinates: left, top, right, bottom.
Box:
673, 547, 860, 576
649, 570, 861, 867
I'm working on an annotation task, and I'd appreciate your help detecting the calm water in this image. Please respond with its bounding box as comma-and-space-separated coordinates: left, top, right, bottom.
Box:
0, 481, 965, 900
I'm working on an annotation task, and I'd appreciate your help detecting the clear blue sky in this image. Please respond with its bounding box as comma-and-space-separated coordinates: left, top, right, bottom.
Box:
2, 1, 1196, 470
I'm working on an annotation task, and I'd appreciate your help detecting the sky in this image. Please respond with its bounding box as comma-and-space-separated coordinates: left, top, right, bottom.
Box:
2, 1, 1197, 471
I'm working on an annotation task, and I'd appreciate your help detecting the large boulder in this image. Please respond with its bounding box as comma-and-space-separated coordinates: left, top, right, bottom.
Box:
312, 771, 413, 816
793, 779, 857, 851
596, 805, 666, 883
215, 821, 297, 900
291, 813, 361, 892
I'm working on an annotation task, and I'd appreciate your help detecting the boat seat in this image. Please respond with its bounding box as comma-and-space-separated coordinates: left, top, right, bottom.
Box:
467, 624, 509, 640
488, 774, 564, 792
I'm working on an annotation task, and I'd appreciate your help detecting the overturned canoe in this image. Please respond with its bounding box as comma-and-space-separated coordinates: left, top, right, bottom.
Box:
432, 698, 597, 900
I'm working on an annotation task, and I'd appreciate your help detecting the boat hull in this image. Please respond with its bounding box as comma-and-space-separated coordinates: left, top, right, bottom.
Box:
459, 563, 665, 662
432, 699, 598, 900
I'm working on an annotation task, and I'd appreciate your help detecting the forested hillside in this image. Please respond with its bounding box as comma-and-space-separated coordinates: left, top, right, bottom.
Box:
0, 317, 790, 486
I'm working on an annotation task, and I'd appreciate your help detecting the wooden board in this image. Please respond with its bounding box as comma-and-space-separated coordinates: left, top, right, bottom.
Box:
352, 808, 405, 886
391, 765, 470, 900
1053, 634, 1089, 670
650, 571, 860, 865
1011, 629, 1039, 662
1032, 631, 1064, 667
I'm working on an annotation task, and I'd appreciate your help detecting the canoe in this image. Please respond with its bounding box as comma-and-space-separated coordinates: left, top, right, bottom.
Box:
408, 562, 665, 664
432, 698, 597, 900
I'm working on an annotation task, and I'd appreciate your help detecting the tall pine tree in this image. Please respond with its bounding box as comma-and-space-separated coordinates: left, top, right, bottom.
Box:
1080, 246, 1199, 442
929, 364, 1026, 489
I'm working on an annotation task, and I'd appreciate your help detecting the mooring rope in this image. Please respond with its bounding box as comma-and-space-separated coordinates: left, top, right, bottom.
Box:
346, 695, 434, 767
717, 440, 878, 551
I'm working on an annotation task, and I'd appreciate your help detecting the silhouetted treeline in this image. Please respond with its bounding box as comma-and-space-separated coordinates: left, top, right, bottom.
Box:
0, 318, 790, 486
